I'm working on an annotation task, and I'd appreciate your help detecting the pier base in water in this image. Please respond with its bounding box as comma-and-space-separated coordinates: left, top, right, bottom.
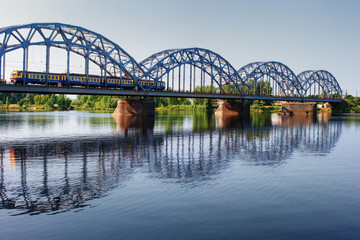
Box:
278, 102, 316, 116
112, 99, 155, 116
215, 100, 250, 116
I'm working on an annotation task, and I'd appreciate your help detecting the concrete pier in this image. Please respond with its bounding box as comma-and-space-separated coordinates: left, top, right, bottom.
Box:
278, 102, 316, 115
112, 98, 155, 116
215, 100, 250, 116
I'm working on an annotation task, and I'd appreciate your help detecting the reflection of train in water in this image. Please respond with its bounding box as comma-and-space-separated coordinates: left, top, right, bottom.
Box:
10, 70, 166, 90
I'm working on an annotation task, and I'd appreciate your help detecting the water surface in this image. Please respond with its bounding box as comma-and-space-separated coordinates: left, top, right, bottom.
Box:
0, 111, 359, 239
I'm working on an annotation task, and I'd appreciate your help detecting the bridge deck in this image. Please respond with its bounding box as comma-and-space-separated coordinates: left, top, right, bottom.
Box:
0, 84, 342, 103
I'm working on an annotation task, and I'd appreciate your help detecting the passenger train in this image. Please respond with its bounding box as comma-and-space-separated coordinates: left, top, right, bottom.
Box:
10, 70, 166, 91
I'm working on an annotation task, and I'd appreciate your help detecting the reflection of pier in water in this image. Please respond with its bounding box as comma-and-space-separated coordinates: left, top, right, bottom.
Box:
0, 114, 342, 214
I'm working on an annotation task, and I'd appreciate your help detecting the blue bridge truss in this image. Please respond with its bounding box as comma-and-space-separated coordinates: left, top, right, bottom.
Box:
0, 23, 342, 102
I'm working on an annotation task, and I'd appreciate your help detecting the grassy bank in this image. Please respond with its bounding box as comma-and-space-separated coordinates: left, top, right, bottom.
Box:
250, 104, 281, 113
156, 104, 208, 111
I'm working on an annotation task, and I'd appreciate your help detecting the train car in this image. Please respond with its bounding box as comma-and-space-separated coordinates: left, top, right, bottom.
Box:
10, 70, 65, 86
10, 70, 166, 91
138, 80, 165, 91
105, 77, 134, 89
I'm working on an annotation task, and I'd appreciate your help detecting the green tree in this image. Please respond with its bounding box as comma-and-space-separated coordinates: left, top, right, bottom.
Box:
57, 95, 66, 110
205, 98, 214, 113
46, 95, 56, 108
248, 79, 272, 95
5, 97, 9, 107
65, 98, 72, 109
18, 98, 30, 107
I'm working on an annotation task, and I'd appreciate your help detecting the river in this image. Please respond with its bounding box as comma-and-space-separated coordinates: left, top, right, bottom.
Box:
0, 111, 359, 240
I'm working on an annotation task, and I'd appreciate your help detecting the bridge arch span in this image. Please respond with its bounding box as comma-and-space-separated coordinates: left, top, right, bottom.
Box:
297, 70, 342, 99
140, 48, 245, 94
237, 62, 264, 79
0, 23, 144, 83
238, 61, 303, 97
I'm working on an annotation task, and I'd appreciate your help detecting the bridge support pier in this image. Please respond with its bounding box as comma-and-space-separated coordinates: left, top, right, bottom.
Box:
215, 100, 250, 116
278, 102, 316, 116
112, 98, 155, 116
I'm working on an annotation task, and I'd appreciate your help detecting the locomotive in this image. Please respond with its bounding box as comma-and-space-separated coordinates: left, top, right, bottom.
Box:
10, 70, 165, 91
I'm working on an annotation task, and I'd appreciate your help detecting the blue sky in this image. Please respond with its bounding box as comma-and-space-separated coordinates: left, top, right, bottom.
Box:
1, 0, 359, 95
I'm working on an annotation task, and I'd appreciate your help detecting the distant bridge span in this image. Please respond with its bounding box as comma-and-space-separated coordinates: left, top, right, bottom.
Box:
0, 23, 342, 102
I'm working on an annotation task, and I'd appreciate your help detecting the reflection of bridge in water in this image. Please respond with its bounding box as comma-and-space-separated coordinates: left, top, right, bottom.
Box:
0, 114, 342, 214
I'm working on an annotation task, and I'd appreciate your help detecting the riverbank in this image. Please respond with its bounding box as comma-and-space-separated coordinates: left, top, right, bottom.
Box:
0, 104, 350, 114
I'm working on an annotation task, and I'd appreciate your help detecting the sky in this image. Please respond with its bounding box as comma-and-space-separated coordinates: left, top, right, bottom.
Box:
1, 0, 359, 95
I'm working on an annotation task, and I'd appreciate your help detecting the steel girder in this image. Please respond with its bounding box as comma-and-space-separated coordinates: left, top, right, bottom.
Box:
237, 62, 264, 79
0, 23, 144, 82
297, 70, 342, 98
238, 61, 303, 97
140, 48, 245, 93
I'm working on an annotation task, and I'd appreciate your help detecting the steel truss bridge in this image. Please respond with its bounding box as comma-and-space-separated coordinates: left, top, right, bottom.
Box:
0, 23, 342, 102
